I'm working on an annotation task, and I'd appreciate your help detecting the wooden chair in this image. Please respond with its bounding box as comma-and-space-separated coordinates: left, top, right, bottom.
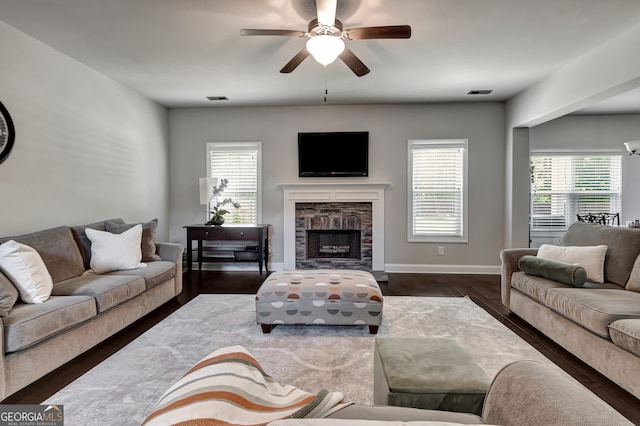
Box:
576, 213, 619, 226
598, 212, 620, 225
576, 214, 596, 223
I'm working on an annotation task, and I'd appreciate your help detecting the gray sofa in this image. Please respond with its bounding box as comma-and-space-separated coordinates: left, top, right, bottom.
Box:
500, 222, 640, 400
0, 219, 183, 400
271, 360, 633, 425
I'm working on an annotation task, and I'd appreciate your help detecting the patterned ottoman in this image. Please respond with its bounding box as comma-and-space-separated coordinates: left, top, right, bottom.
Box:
255, 269, 383, 334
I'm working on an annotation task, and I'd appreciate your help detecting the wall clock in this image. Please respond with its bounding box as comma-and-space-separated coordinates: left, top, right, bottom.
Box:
0, 101, 15, 165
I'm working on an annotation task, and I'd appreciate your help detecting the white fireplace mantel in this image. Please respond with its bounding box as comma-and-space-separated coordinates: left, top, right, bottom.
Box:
280, 183, 388, 270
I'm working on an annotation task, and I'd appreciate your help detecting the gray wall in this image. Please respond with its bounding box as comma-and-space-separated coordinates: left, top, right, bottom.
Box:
168, 103, 505, 272
0, 22, 170, 239
530, 114, 640, 224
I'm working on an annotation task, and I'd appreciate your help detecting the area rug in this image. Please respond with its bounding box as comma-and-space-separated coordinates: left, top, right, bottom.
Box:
44, 295, 554, 425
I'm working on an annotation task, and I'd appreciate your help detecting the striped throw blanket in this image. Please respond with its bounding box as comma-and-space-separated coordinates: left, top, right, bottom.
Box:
142, 345, 349, 425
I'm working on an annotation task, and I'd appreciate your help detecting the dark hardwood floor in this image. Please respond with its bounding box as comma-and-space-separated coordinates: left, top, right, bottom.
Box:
4, 271, 640, 423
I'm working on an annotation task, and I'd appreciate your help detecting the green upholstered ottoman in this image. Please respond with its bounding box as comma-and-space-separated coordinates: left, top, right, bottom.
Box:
373, 337, 491, 416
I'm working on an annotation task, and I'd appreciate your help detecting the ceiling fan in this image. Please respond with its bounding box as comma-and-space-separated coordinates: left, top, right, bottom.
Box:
240, 0, 411, 77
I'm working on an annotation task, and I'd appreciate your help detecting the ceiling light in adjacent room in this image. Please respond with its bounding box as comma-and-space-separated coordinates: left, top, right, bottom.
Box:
306, 35, 345, 66
624, 140, 640, 155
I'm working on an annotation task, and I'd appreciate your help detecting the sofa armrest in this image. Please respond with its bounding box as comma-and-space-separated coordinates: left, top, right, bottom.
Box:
0, 316, 4, 399
499, 248, 537, 310
155, 242, 183, 263
482, 360, 633, 425
155, 242, 184, 296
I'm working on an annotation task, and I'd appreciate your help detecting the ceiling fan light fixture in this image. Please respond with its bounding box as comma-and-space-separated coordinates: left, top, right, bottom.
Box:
306, 35, 345, 66
624, 140, 640, 155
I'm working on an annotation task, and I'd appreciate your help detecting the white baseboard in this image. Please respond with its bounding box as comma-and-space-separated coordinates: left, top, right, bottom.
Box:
384, 263, 501, 274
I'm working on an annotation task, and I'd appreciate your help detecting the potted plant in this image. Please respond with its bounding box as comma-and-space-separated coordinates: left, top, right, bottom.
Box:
207, 179, 241, 226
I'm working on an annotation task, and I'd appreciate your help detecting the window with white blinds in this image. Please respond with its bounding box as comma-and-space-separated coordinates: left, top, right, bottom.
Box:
408, 139, 468, 242
206, 142, 262, 224
530, 153, 621, 231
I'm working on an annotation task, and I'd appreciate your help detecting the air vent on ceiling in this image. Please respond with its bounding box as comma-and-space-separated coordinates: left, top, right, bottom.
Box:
206, 96, 229, 101
467, 90, 492, 95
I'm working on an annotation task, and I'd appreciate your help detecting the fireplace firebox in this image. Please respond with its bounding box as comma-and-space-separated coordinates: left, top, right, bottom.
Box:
307, 230, 361, 260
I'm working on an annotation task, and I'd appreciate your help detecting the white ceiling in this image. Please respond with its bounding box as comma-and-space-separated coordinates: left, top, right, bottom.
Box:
2, 0, 640, 111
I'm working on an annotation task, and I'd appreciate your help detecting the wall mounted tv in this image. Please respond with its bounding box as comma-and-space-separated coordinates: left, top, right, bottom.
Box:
298, 131, 369, 177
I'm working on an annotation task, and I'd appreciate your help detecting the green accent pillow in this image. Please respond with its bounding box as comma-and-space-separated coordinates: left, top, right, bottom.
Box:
518, 255, 587, 287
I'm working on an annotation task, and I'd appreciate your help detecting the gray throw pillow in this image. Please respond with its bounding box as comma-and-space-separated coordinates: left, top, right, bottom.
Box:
518, 255, 587, 287
0, 272, 19, 316
105, 219, 162, 262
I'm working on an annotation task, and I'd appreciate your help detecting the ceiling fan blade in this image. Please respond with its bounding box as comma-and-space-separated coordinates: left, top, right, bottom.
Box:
240, 29, 306, 37
345, 25, 412, 40
315, 0, 337, 27
280, 48, 311, 73
339, 47, 370, 77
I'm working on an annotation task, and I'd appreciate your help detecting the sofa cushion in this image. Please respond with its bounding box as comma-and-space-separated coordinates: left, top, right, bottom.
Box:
52, 275, 145, 313
518, 255, 586, 286
560, 222, 640, 287
0, 273, 19, 316
510, 272, 617, 305
537, 244, 606, 283
609, 319, 640, 357
510, 272, 569, 305
0, 240, 53, 303
107, 260, 175, 290
0, 226, 85, 284
2, 295, 96, 353
105, 219, 162, 262
545, 289, 640, 338
625, 255, 640, 293
70, 218, 125, 270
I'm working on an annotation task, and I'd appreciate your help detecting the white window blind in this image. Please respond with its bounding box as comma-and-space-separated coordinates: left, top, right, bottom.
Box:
530, 153, 621, 231
408, 139, 468, 242
206, 142, 262, 224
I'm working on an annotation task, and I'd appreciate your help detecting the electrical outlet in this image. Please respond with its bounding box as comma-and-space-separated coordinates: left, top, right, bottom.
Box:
437, 246, 444, 255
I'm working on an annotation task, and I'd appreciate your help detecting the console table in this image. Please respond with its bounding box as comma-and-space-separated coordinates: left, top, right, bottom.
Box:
184, 224, 270, 274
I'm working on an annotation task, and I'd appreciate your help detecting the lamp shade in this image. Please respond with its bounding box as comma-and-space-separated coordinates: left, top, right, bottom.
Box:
306, 35, 345, 66
624, 140, 640, 155
199, 177, 218, 205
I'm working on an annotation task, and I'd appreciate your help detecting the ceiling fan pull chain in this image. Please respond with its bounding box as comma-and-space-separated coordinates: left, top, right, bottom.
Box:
324, 67, 328, 103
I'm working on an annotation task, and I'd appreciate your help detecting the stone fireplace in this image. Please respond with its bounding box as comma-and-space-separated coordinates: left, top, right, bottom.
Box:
280, 183, 387, 271
295, 202, 372, 269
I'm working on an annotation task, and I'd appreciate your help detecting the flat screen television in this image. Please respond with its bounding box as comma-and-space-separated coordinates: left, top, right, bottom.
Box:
298, 131, 369, 177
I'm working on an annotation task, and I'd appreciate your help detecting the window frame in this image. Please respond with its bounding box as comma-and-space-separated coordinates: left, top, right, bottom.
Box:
205, 141, 262, 225
529, 150, 622, 233
407, 139, 469, 243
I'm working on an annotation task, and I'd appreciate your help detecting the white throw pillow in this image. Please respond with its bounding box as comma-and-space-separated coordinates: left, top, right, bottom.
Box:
537, 244, 608, 283
0, 240, 53, 303
85, 225, 145, 274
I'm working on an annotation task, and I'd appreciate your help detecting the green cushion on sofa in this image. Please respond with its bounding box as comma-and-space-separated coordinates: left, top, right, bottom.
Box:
518, 255, 586, 287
